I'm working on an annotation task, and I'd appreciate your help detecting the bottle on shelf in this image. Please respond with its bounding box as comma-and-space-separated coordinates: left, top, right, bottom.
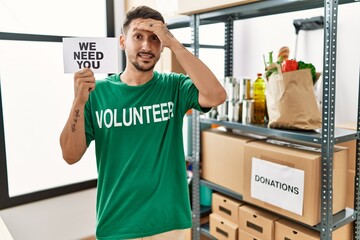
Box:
253, 73, 266, 124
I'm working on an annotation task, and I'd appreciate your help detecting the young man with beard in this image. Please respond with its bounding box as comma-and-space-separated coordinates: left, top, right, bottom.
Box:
60, 5, 226, 240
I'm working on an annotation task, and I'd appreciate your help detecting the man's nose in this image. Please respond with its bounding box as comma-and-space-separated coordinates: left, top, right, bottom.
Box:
141, 38, 151, 51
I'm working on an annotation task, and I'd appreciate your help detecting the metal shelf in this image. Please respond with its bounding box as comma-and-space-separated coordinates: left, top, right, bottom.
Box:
201, 179, 357, 232
200, 205, 212, 217
200, 209, 356, 239
197, 0, 355, 23
200, 117, 358, 144
328, 208, 357, 232
200, 222, 216, 239
188, 1, 360, 239
201, 179, 242, 202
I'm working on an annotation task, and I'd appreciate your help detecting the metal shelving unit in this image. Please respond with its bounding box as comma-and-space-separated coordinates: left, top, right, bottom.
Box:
188, 0, 360, 240
201, 118, 358, 144
200, 179, 356, 233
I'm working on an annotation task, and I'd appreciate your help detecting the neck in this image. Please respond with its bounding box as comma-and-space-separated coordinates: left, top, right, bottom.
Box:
121, 68, 154, 86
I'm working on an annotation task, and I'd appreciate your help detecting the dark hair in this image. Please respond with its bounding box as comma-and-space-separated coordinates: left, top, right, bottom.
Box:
122, 6, 165, 34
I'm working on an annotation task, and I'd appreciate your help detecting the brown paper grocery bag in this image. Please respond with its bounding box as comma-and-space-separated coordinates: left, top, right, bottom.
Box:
266, 68, 321, 130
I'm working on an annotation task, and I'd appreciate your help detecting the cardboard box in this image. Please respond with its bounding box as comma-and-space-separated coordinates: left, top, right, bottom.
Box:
201, 129, 256, 195
239, 229, 262, 240
177, 0, 258, 15
243, 140, 348, 226
337, 140, 356, 171
238, 205, 280, 240
347, 169, 355, 208
335, 123, 356, 171
212, 192, 245, 224
275, 218, 352, 240
210, 213, 238, 240
157, 48, 186, 74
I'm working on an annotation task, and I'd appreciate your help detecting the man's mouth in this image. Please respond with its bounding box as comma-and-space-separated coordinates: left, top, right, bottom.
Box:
138, 52, 155, 59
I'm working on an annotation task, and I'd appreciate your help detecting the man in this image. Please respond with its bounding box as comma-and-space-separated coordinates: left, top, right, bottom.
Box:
60, 5, 226, 240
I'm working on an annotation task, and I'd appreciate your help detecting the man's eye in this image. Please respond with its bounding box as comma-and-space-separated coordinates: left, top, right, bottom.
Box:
152, 36, 159, 41
134, 34, 142, 40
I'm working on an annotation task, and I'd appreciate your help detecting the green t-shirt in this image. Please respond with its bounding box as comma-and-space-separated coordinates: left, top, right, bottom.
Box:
84, 71, 208, 239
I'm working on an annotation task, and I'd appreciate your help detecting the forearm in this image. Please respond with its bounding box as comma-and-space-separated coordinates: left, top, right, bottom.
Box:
171, 42, 227, 107
60, 100, 88, 164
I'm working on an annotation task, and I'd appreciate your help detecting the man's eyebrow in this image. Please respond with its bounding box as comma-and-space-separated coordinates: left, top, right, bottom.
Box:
131, 26, 142, 31
127, 27, 138, 33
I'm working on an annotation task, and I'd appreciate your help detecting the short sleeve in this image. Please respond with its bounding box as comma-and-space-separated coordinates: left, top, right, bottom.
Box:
177, 74, 212, 114
84, 99, 94, 147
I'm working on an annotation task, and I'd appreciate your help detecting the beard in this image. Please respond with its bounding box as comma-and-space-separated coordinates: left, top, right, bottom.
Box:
131, 61, 156, 72
131, 52, 158, 72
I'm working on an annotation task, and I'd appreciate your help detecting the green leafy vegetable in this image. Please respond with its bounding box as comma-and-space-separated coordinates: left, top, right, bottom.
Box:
265, 66, 277, 79
264, 51, 278, 79
269, 51, 274, 64
298, 61, 317, 84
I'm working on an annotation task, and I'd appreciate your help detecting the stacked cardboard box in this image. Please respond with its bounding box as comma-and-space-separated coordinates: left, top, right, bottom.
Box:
202, 128, 351, 238
209, 192, 244, 240
238, 204, 280, 240
201, 129, 257, 195
336, 123, 357, 210
242, 140, 348, 226
208, 192, 352, 240
275, 218, 352, 240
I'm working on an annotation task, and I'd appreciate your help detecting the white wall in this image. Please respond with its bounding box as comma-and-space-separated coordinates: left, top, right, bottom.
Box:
233, 3, 360, 126
0, 1, 126, 240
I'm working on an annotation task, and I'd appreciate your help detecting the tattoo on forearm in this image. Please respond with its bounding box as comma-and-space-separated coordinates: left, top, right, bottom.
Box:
75, 109, 80, 118
71, 109, 81, 133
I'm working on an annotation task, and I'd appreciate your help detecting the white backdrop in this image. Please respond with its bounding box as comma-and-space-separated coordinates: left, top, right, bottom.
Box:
0, 40, 98, 197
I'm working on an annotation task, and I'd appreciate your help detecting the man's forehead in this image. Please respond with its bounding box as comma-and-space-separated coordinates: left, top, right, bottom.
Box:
128, 18, 147, 29
124, 19, 142, 34
127, 19, 155, 35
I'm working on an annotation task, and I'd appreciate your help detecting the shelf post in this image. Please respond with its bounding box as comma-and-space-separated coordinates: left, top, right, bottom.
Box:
190, 13, 201, 240
355, 60, 360, 239
320, 0, 339, 239
224, 17, 234, 77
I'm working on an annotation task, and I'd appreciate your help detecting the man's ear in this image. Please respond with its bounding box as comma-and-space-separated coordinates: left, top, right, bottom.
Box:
119, 34, 125, 50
